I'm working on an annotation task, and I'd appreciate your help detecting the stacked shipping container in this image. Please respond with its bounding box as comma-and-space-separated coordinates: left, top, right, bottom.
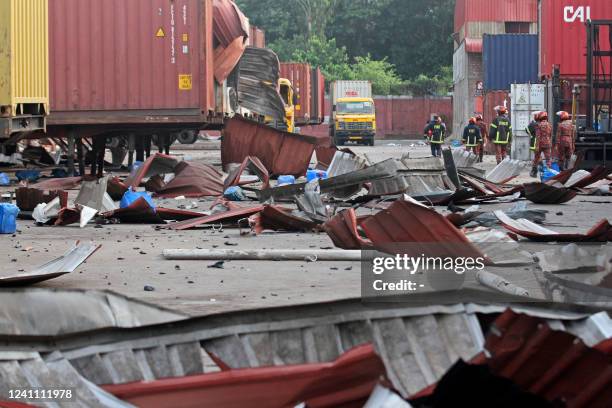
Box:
279, 63, 325, 126
483, 34, 539, 91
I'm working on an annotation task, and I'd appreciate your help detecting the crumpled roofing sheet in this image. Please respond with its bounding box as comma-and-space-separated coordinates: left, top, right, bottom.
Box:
224, 155, 270, 190
212, 0, 249, 47
0, 242, 100, 287
485, 158, 526, 184
451, 148, 478, 168
0, 352, 134, 408
495, 210, 612, 242
221, 116, 323, 177
124, 154, 179, 188
565, 166, 612, 189
167, 205, 264, 231
102, 197, 165, 224
214, 35, 246, 83
103, 344, 385, 408
324, 209, 373, 250
523, 182, 577, 204
0, 289, 186, 337
154, 161, 224, 199
30, 176, 83, 190
249, 205, 319, 234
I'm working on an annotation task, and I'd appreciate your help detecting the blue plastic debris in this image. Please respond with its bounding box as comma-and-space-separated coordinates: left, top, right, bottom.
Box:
540, 166, 560, 182
306, 169, 328, 182
120, 188, 156, 210
224, 186, 246, 201
0, 173, 10, 186
15, 170, 41, 182
0, 203, 19, 234
277, 175, 296, 186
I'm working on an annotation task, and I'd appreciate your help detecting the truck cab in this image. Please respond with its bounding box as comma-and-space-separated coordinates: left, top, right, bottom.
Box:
330, 81, 376, 146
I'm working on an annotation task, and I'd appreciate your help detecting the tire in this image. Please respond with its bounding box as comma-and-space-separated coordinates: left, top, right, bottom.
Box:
177, 131, 198, 145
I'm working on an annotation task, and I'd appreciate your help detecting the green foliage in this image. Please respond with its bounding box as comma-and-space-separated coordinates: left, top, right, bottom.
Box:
404, 66, 453, 96
349, 55, 403, 95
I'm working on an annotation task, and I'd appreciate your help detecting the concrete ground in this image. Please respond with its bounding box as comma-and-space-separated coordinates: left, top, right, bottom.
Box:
1, 140, 611, 316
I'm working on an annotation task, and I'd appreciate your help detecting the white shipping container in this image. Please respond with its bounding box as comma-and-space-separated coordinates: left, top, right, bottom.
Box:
331, 81, 372, 105
510, 84, 546, 161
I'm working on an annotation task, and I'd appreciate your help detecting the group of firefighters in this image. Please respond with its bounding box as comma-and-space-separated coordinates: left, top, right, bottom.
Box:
423, 106, 576, 177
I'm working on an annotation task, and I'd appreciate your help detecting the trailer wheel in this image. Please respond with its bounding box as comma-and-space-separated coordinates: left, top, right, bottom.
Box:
177, 131, 198, 144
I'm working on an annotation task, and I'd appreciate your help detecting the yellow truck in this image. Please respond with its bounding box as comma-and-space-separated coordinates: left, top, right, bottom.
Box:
330, 80, 376, 146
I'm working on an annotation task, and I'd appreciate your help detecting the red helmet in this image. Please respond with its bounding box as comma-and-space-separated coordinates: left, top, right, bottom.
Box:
475, 114, 484, 122
496, 106, 508, 115
557, 111, 570, 121
539, 111, 549, 121
469, 117, 476, 124
533, 111, 543, 120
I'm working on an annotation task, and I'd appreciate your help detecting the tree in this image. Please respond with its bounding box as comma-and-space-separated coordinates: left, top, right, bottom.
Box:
295, 0, 340, 38
405, 66, 452, 96
349, 55, 403, 95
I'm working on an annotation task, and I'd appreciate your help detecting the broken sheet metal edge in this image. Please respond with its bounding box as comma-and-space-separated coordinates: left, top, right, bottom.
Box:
479, 311, 612, 407
249, 205, 319, 234
326, 151, 367, 177
0, 242, 101, 286
167, 205, 264, 230
154, 162, 225, 199
566, 166, 612, 189
495, 210, 612, 242
124, 153, 179, 188
485, 158, 526, 184
541, 272, 612, 304
324, 209, 373, 250
319, 158, 399, 192
223, 156, 270, 190
0, 301, 604, 398
102, 344, 384, 407
451, 148, 478, 168
523, 182, 577, 204
0, 352, 135, 408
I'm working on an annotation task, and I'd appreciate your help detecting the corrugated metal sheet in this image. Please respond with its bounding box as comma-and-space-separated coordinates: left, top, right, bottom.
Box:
454, 0, 538, 32
540, 0, 612, 77
221, 116, 323, 177
103, 344, 385, 408
523, 182, 578, 204
0, 0, 49, 115
247, 25, 265, 48
212, 0, 248, 48
49, 0, 215, 117
483, 34, 538, 91
324, 209, 373, 250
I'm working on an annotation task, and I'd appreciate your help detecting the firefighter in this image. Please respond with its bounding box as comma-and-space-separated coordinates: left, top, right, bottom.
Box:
555, 111, 576, 170
462, 117, 482, 154
423, 115, 446, 157
474, 114, 488, 162
526, 111, 542, 177
531, 111, 553, 177
489, 106, 512, 164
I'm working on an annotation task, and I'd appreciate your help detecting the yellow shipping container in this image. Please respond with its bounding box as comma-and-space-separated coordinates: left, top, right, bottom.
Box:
0, 0, 49, 118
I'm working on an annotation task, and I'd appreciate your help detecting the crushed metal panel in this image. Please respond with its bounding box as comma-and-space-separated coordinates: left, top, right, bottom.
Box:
124, 154, 180, 188
154, 162, 224, 199
0, 289, 186, 336
315, 146, 338, 170
212, 0, 249, 47
103, 344, 384, 408
320, 159, 399, 194
224, 156, 270, 190
485, 158, 526, 183
540, 272, 612, 304
156, 208, 207, 222
369, 176, 411, 196
0, 242, 100, 287
442, 148, 461, 189
536, 244, 612, 273
451, 149, 478, 168
30, 176, 83, 190
324, 209, 373, 250
102, 197, 164, 224
295, 182, 328, 223
249, 206, 318, 234
75, 176, 114, 212
15, 188, 68, 212
566, 166, 612, 189
483, 310, 612, 407
236, 47, 285, 120
213, 36, 246, 83
361, 197, 485, 259
523, 182, 577, 204
325, 151, 369, 198
167, 205, 264, 231
495, 210, 612, 242
222, 116, 322, 177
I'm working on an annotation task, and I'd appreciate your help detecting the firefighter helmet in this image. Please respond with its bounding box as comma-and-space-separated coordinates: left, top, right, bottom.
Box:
539, 111, 549, 121
475, 114, 484, 122
557, 111, 570, 121
469, 117, 476, 124
496, 106, 508, 115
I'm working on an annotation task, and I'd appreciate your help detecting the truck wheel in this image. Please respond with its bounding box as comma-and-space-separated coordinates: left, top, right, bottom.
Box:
177, 131, 198, 144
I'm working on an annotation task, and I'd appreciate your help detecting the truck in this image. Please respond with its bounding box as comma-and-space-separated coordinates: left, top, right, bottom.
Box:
280, 63, 326, 127
264, 78, 296, 133
330, 80, 376, 146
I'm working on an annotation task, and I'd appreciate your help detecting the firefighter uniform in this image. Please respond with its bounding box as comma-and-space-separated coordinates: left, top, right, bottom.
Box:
475, 120, 488, 162
532, 120, 553, 170
489, 115, 512, 164
526, 120, 538, 153
424, 120, 446, 157
556, 120, 575, 170
462, 123, 482, 153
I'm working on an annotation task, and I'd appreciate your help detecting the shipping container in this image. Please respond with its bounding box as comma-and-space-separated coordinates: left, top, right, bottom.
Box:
47, 0, 218, 127
483, 34, 538, 91
540, 0, 612, 77
330, 81, 372, 105
510, 83, 545, 160
0, 0, 49, 122
247, 25, 265, 48
455, 0, 537, 35
280, 63, 325, 126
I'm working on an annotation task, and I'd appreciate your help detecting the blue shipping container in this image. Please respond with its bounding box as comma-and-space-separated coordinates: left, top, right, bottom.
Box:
483, 34, 538, 91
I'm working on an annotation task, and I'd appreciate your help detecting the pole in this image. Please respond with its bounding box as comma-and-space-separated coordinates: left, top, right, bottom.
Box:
163, 249, 363, 262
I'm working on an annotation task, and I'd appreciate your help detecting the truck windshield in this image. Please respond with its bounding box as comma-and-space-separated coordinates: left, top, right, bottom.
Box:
337, 101, 374, 114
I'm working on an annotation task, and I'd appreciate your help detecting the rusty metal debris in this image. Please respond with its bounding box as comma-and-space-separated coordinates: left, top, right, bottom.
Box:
154, 162, 224, 199
15, 187, 68, 212
224, 156, 270, 190
249, 205, 319, 234
485, 158, 526, 184
524, 182, 577, 204
495, 210, 612, 242
167, 205, 264, 231
324, 209, 373, 250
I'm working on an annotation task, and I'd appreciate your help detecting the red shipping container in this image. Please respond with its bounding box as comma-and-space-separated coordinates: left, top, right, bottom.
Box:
540, 0, 612, 77
48, 0, 215, 124
280, 63, 325, 126
455, 0, 537, 32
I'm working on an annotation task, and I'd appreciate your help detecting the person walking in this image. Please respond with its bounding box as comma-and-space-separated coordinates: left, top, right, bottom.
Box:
474, 114, 488, 163
462, 117, 482, 154
489, 106, 512, 164
531, 111, 553, 177
423, 115, 446, 157
526, 111, 541, 177
555, 111, 576, 170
